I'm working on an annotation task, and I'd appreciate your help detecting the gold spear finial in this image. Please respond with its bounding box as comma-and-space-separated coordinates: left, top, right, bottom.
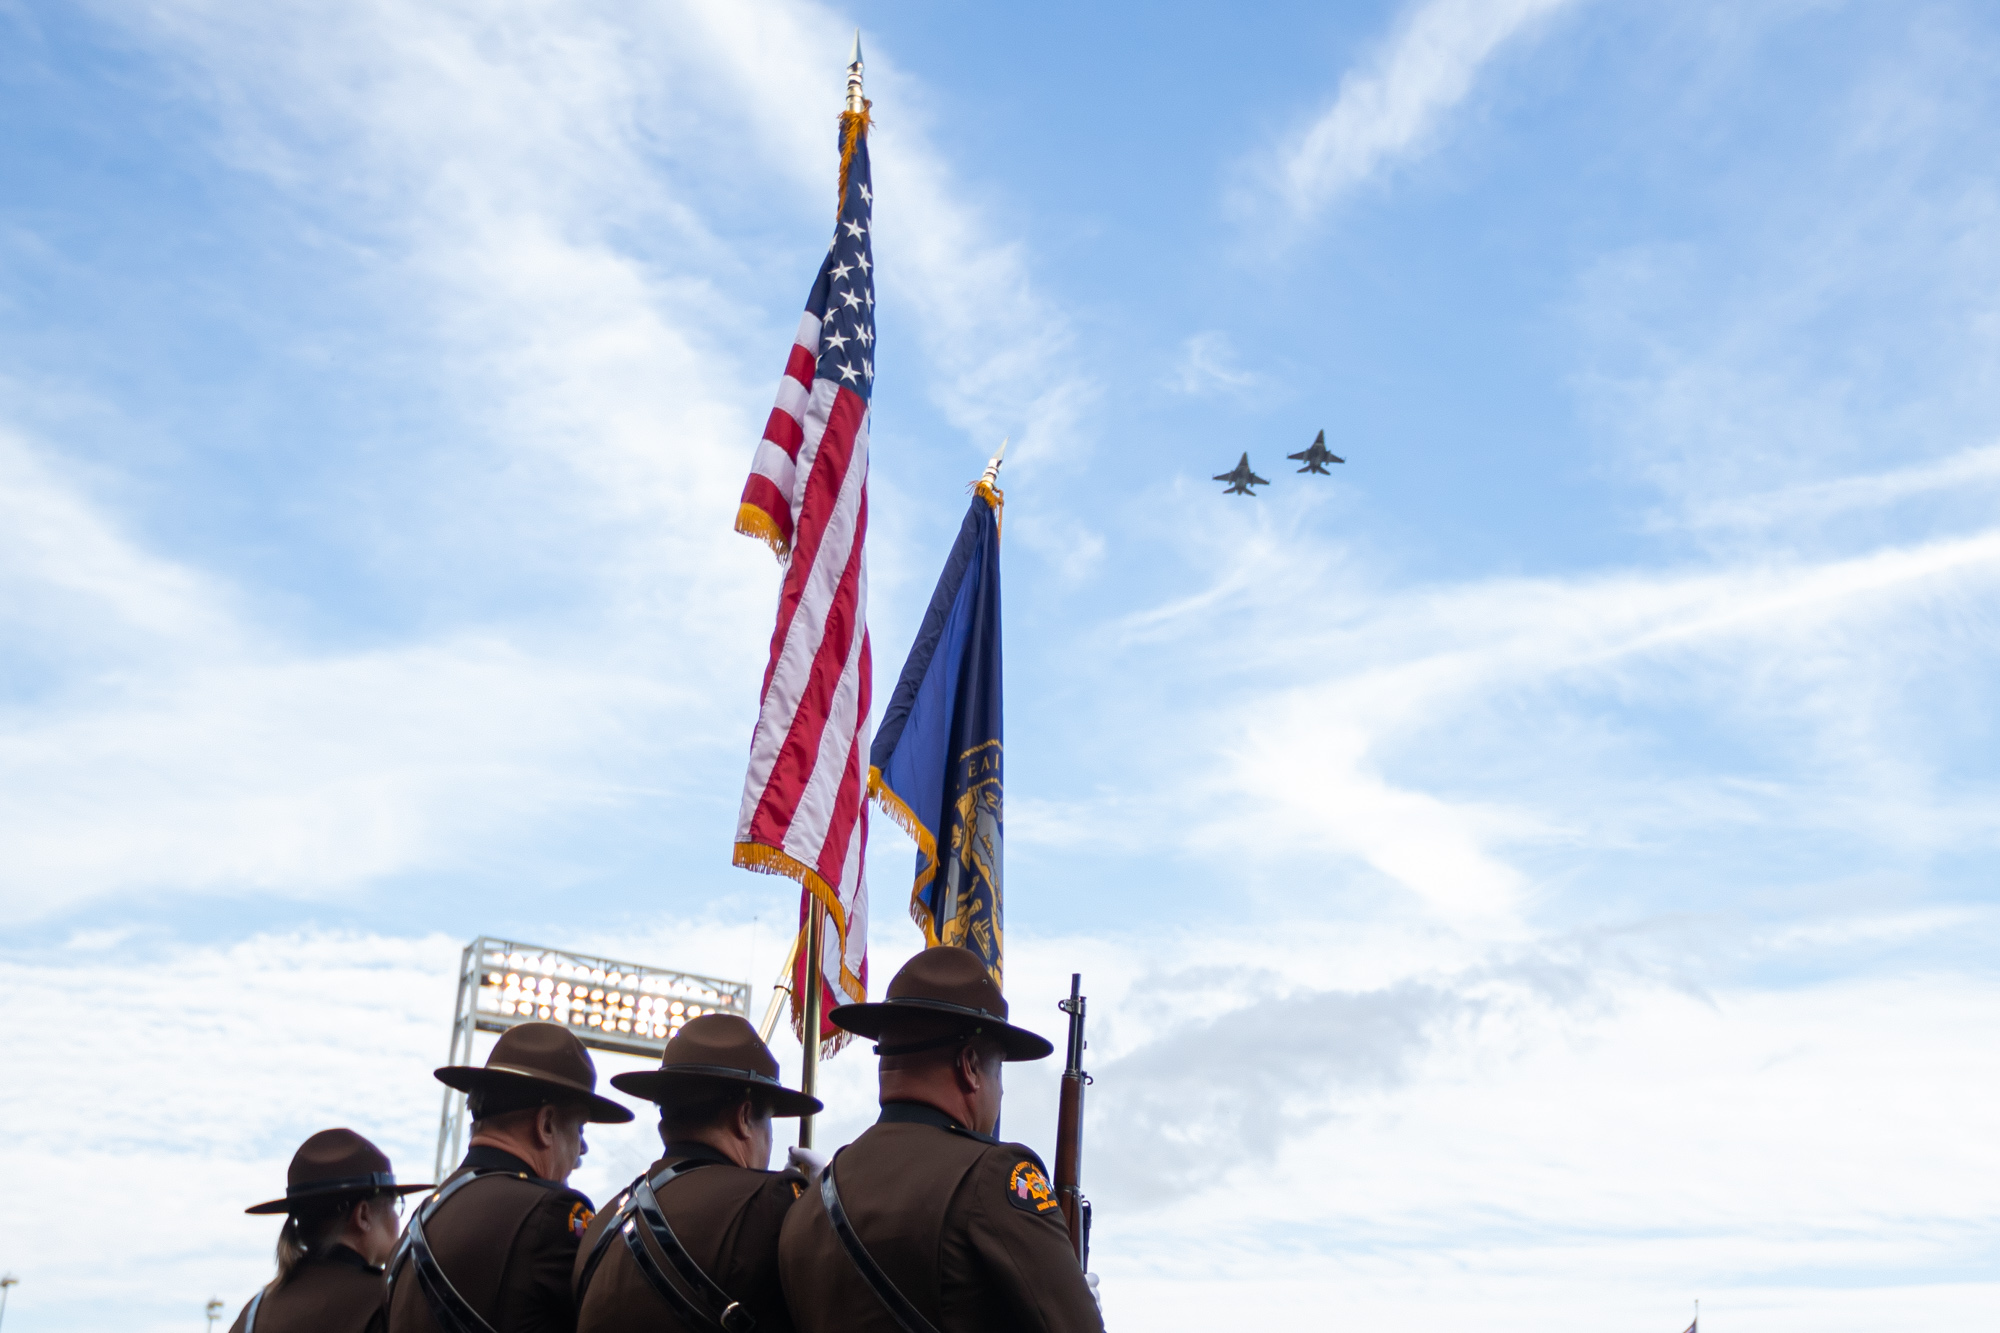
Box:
975, 438, 1007, 519
845, 30, 865, 114
980, 437, 1007, 489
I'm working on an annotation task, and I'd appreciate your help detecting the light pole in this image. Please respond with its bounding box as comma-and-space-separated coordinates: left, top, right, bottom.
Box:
0, 1274, 18, 1331
204, 1297, 223, 1331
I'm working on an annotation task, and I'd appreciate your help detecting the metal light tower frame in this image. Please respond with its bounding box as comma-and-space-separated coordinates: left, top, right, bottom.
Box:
433, 936, 749, 1180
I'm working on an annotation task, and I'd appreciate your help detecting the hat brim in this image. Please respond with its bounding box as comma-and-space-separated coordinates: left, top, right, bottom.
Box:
245, 1181, 432, 1215
610, 1067, 823, 1117
434, 1065, 635, 1124
829, 999, 1055, 1062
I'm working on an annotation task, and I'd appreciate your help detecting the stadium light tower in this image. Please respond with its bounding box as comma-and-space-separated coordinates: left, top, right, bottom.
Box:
0, 1274, 18, 1332
433, 936, 750, 1179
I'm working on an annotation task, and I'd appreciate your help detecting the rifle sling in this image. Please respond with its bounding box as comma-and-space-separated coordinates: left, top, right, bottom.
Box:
242, 1289, 263, 1333
819, 1152, 942, 1333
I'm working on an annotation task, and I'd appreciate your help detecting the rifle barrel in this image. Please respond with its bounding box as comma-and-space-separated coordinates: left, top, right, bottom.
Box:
1053, 972, 1088, 1263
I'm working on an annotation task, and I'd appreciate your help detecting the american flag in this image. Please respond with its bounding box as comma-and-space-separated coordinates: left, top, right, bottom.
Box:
732, 108, 875, 1040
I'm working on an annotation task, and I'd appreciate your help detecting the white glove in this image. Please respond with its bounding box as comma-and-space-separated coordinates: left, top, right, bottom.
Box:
787, 1145, 829, 1183
1086, 1271, 1100, 1312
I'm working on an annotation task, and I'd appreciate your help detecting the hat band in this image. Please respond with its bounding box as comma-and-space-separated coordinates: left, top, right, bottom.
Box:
878, 995, 1009, 1025
286, 1171, 396, 1200
659, 1062, 784, 1087
483, 1061, 595, 1095
873, 1029, 986, 1057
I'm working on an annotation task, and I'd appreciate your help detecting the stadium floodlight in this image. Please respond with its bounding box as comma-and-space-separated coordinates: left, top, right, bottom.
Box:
433, 936, 750, 1179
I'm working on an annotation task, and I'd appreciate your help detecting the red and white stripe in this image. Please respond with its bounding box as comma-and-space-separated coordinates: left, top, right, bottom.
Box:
733, 326, 871, 1020
738, 311, 822, 555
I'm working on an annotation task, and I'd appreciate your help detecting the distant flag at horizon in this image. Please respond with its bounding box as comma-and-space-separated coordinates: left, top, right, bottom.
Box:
731, 100, 877, 1047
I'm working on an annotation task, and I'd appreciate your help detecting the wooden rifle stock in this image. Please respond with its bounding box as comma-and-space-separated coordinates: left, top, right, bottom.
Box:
1053, 973, 1090, 1266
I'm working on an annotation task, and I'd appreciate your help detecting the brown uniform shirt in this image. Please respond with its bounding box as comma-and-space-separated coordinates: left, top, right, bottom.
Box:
226, 1246, 387, 1333
387, 1146, 596, 1333
778, 1102, 1102, 1333
571, 1142, 807, 1333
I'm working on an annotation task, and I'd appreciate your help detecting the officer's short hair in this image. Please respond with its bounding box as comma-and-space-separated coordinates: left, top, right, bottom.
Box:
661, 1085, 776, 1138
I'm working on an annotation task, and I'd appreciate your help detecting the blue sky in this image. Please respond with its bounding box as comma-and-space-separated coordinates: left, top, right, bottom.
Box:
2, 0, 1997, 1329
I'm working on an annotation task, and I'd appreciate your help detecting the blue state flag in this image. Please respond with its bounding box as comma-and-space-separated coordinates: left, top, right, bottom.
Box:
869, 486, 1004, 986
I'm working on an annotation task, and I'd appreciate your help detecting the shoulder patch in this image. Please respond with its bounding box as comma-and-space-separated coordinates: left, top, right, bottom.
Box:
1005, 1159, 1060, 1216
567, 1201, 594, 1238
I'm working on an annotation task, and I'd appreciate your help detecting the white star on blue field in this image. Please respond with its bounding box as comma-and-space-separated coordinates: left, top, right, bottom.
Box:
0, 2, 1996, 1331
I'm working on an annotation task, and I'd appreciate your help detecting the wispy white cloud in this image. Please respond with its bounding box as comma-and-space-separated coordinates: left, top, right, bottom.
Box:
1087, 492, 2000, 926
1166, 330, 1266, 396
1675, 440, 2000, 532
1267, 0, 1584, 220
0, 430, 235, 652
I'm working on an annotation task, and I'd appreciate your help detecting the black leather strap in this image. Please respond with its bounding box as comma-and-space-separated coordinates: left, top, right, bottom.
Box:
631, 1170, 755, 1331
573, 1184, 633, 1304
620, 1215, 719, 1330
819, 1152, 941, 1333
573, 1164, 697, 1305
578, 1160, 754, 1333
390, 1173, 500, 1333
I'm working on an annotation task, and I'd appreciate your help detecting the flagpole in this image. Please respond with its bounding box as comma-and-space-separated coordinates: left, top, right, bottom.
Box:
757, 928, 803, 1042
789, 30, 864, 1158
799, 899, 826, 1148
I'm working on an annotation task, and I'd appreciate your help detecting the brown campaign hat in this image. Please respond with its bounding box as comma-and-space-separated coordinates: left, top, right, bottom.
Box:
830, 946, 1055, 1062
245, 1127, 432, 1215
435, 1021, 635, 1124
611, 1013, 823, 1118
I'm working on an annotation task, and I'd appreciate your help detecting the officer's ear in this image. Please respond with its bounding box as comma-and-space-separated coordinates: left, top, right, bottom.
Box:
959, 1037, 1002, 1085
953, 1040, 983, 1089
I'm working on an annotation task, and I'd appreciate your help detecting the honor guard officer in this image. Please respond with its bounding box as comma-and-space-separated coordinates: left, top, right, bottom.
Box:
571, 1014, 823, 1333
778, 947, 1104, 1333
388, 1022, 635, 1333
231, 1128, 431, 1333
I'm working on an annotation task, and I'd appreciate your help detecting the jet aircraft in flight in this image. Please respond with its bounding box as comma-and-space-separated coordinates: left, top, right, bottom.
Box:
1214, 452, 1269, 495
1288, 429, 1345, 474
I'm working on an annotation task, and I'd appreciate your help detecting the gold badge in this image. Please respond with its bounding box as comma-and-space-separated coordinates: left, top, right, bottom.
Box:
1006, 1160, 1058, 1215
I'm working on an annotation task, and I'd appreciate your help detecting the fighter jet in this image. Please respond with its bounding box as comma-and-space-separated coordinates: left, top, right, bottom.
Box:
1214, 452, 1269, 495
1289, 429, 1345, 475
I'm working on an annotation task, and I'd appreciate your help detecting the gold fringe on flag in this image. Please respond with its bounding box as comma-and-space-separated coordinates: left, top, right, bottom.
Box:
732, 840, 861, 1050
734, 502, 790, 561
974, 477, 1004, 541
868, 765, 945, 948
837, 102, 872, 215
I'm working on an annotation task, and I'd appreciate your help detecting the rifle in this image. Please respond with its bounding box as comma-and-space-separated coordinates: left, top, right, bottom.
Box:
1053, 973, 1092, 1266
